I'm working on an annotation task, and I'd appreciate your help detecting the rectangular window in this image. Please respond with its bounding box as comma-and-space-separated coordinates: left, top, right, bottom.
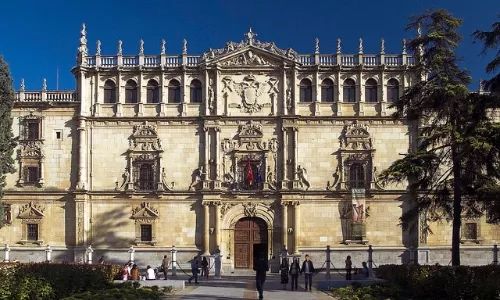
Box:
55, 130, 62, 140
140, 224, 152, 242
365, 87, 378, 102
343, 86, 356, 102
136, 162, 155, 190
321, 86, 334, 102
27, 223, 39, 241
464, 223, 478, 240
27, 121, 40, 140
24, 166, 40, 183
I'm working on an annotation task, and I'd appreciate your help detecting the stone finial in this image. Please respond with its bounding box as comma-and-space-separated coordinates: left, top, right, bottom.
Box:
314, 37, 320, 54
245, 27, 257, 45
96, 40, 101, 55
42, 78, 47, 91
336, 38, 342, 54
139, 39, 144, 55
117, 40, 123, 55
182, 39, 188, 54
402, 39, 407, 55
417, 23, 422, 37
160, 39, 166, 55
20, 79, 25, 92
380, 38, 385, 54
358, 38, 363, 54
78, 23, 88, 56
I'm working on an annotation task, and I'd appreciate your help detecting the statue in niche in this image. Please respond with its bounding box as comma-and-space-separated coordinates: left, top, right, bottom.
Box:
295, 165, 310, 190
188, 165, 205, 191
161, 168, 174, 191
266, 165, 276, 190
118, 167, 131, 190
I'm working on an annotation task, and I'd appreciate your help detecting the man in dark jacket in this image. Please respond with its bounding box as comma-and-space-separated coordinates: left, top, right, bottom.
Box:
253, 255, 269, 299
300, 254, 315, 291
188, 255, 199, 284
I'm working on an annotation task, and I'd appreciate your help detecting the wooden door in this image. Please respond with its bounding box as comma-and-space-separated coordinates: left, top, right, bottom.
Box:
234, 217, 267, 268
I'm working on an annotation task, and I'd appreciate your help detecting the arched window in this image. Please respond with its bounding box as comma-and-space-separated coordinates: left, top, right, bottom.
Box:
343, 78, 356, 102
125, 80, 138, 103
146, 79, 160, 103
387, 78, 399, 102
299, 78, 313, 102
349, 163, 365, 189
321, 78, 334, 102
365, 78, 378, 102
168, 79, 181, 103
190, 79, 202, 103
103, 80, 116, 103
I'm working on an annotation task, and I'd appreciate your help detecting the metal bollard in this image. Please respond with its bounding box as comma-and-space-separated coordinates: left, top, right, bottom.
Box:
325, 245, 331, 279
45, 245, 52, 262
87, 245, 94, 264
128, 246, 135, 263
171, 245, 177, 277
493, 244, 498, 265
4, 244, 10, 262
368, 245, 373, 277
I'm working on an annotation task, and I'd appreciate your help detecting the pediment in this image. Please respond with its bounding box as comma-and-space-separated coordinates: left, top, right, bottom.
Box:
210, 47, 288, 67
131, 202, 159, 220
18, 201, 45, 219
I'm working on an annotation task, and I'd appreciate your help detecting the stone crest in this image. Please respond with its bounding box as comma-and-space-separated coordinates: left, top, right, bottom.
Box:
243, 202, 257, 217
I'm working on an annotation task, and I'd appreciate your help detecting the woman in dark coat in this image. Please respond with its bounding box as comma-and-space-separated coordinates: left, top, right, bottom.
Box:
280, 257, 289, 289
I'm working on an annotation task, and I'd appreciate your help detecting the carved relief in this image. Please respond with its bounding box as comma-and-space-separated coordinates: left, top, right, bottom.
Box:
131, 202, 159, 223
243, 202, 257, 217
18, 201, 45, 221
220, 50, 273, 66
77, 202, 84, 245
2, 204, 12, 225
220, 203, 236, 219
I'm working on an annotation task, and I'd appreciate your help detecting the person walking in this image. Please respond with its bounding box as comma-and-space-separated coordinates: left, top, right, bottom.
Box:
188, 255, 199, 284
161, 255, 169, 280
289, 257, 300, 291
253, 255, 269, 300
130, 264, 140, 280
300, 254, 315, 291
280, 257, 289, 289
345, 255, 352, 280
201, 256, 209, 278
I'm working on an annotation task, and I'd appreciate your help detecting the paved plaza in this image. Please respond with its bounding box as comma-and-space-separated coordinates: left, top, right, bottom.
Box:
163, 273, 334, 300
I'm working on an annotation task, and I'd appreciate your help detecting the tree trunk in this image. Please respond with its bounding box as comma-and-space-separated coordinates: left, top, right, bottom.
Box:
451, 141, 462, 266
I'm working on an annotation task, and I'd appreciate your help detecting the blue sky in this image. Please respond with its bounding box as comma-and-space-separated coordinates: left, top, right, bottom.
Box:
0, 0, 497, 90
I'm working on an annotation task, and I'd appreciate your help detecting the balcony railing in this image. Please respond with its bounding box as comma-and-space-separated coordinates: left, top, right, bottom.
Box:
15, 91, 78, 102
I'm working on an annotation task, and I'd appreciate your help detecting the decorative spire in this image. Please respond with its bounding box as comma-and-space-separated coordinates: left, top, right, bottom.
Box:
336, 38, 342, 54
78, 23, 88, 56
245, 28, 257, 45
380, 38, 385, 54
20, 79, 25, 92
358, 38, 363, 54
96, 40, 101, 55
314, 37, 320, 54
42, 78, 47, 91
117, 40, 123, 55
160, 39, 166, 55
402, 39, 407, 54
182, 39, 187, 54
417, 22, 422, 37
139, 39, 144, 55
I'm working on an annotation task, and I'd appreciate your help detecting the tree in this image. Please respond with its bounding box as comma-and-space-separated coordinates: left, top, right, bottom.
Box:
0, 56, 16, 227
474, 18, 500, 94
380, 10, 500, 266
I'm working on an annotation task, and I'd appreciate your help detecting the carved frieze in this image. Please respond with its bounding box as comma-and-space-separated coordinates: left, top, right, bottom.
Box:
242, 202, 257, 217
131, 202, 159, 223
18, 201, 45, 220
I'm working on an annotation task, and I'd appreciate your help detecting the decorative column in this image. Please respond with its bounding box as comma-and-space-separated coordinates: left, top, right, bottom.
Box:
214, 127, 221, 189
204, 69, 210, 116
358, 38, 365, 116
282, 68, 288, 115
203, 126, 210, 189
282, 202, 288, 249
281, 127, 288, 189
77, 119, 87, 190
137, 57, 144, 117
203, 202, 210, 255
214, 202, 221, 248
292, 126, 300, 189
293, 202, 300, 255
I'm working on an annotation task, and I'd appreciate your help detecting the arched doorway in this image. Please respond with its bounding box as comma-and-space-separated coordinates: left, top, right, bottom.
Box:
234, 217, 268, 268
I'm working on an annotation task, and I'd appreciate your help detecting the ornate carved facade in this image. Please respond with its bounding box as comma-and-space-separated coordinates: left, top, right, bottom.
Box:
1, 26, 499, 268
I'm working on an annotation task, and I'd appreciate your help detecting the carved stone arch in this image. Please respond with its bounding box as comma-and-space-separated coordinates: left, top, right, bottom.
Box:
320, 73, 337, 84
222, 202, 275, 230
101, 76, 117, 85
361, 73, 380, 82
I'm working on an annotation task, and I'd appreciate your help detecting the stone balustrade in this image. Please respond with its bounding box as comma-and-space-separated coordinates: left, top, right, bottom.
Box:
15, 91, 77, 102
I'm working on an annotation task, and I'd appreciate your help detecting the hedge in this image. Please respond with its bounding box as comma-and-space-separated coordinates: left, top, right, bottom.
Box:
376, 264, 500, 300
0, 262, 122, 299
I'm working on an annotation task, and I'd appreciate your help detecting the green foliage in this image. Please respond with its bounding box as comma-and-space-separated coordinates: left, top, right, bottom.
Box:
376, 264, 500, 300
0, 56, 17, 227
474, 18, 500, 94
61, 282, 166, 300
331, 283, 401, 300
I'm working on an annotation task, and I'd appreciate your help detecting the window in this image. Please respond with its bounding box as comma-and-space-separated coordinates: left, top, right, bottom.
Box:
146, 79, 160, 103
27, 223, 39, 241
349, 163, 365, 189
168, 79, 181, 103
125, 80, 138, 103
365, 78, 378, 102
321, 78, 334, 102
387, 78, 399, 102
103, 80, 116, 103
464, 223, 478, 240
140, 224, 152, 242
24, 166, 40, 184
55, 130, 62, 140
299, 79, 313, 102
343, 79, 356, 102
27, 121, 40, 140
137, 163, 154, 190
190, 79, 202, 103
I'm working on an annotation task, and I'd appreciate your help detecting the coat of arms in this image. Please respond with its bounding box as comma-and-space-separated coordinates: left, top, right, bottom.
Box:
233, 75, 268, 113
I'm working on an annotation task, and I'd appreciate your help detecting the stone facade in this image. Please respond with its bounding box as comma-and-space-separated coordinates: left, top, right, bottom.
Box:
1, 26, 498, 270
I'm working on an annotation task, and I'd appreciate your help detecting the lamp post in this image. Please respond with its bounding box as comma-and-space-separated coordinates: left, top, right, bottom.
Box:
128, 246, 135, 263
87, 245, 94, 264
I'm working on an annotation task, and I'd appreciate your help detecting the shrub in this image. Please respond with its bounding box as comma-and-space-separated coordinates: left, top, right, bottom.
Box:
61, 283, 165, 300
331, 283, 401, 300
